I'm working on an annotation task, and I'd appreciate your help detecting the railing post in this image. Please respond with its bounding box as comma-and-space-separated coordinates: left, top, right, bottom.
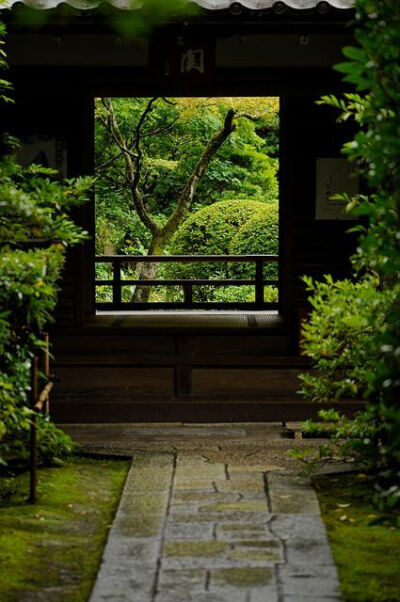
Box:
113, 259, 121, 307
255, 259, 264, 308
183, 282, 193, 307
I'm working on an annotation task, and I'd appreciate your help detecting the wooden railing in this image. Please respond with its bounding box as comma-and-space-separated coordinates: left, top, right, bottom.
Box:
95, 254, 279, 310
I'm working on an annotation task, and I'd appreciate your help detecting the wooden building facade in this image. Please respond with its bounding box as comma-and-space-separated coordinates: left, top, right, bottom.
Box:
2, 0, 361, 422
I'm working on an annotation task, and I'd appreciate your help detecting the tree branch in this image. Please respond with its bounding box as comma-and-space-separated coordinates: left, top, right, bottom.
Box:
132, 97, 159, 190
160, 97, 177, 106
101, 98, 158, 234
142, 116, 179, 139
236, 112, 260, 122
95, 149, 138, 173
162, 108, 237, 237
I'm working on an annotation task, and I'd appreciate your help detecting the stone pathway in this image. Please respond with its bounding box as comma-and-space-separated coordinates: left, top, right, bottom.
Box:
81, 425, 343, 602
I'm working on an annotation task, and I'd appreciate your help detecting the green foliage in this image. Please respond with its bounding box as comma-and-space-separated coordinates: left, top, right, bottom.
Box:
101, 0, 200, 37
6, 0, 198, 38
164, 199, 278, 301
95, 96, 279, 303
0, 247, 63, 465
0, 164, 92, 464
1, 248, 63, 329
95, 97, 279, 254
35, 416, 75, 466
290, 407, 395, 477
300, 275, 394, 402
170, 199, 270, 257
211, 284, 278, 304
299, 0, 400, 505
229, 201, 278, 280
95, 188, 151, 256
0, 23, 12, 108
0, 22, 93, 467
0, 158, 90, 245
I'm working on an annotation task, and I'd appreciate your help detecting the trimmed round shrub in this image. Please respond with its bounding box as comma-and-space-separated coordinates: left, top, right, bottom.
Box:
229, 200, 278, 279
167, 200, 272, 276
164, 199, 278, 301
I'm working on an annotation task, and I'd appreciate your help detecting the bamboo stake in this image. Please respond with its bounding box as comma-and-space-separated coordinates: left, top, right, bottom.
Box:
29, 356, 39, 504
43, 332, 50, 413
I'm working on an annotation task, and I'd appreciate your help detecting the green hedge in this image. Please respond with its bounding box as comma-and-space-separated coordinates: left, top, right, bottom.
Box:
229, 200, 278, 280
164, 199, 278, 301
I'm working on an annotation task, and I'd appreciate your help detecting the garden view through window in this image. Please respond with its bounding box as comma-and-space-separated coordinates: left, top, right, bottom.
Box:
94, 97, 280, 310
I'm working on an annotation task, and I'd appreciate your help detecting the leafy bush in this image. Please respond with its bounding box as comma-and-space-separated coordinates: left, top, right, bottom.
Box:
0, 19, 94, 468
229, 200, 278, 280
0, 69, 93, 466
297, 0, 400, 506
165, 199, 278, 302
0, 158, 89, 246
169, 200, 271, 257
0, 162, 92, 466
95, 186, 151, 256
36, 415, 75, 465
212, 284, 278, 304
300, 275, 394, 402
0, 246, 63, 465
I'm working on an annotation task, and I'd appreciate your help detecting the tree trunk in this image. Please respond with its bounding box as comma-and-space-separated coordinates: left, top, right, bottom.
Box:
131, 231, 167, 303
126, 108, 237, 304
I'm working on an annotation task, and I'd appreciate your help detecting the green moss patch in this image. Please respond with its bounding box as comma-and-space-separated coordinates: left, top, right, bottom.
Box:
212, 567, 274, 587
219, 524, 265, 532
228, 549, 281, 562
164, 541, 228, 557
173, 491, 234, 503
314, 473, 400, 602
200, 500, 267, 512
234, 540, 280, 548
0, 456, 129, 602
117, 490, 169, 537
127, 452, 173, 492
174, 481, 214, 490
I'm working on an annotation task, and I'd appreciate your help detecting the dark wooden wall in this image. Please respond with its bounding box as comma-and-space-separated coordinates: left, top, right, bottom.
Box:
2, 10, 360, 421
281, 96, 358, 332
50, 326, 362, 423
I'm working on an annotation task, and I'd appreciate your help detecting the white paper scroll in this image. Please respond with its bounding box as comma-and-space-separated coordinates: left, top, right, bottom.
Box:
315, 158, 359, 220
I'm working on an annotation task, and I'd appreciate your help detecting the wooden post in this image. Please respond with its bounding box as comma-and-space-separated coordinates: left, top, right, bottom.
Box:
29, 356, 39, 504
255, 259, 264, 307
183, 282, 193, 307
113, 259, 121, 307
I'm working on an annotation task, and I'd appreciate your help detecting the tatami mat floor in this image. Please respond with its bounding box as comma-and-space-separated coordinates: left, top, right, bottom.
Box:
91, 311, 283, 329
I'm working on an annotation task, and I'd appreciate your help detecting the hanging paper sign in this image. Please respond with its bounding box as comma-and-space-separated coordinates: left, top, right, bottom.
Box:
315, 158, 359, 220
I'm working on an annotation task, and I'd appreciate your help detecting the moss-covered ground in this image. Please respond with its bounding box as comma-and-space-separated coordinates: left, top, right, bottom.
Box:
0, 456, 129, 602
314, 473, 400, 602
